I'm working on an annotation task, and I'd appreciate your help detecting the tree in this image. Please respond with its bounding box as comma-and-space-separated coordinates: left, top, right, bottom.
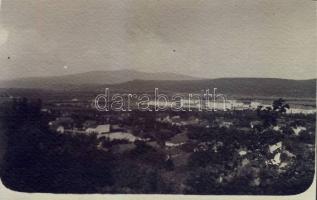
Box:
272, 98, 290, 114
154, 129, 175, 148
256, 98, 290, 128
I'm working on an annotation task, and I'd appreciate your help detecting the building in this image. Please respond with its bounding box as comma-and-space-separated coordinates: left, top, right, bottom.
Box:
86, 124, 110, 134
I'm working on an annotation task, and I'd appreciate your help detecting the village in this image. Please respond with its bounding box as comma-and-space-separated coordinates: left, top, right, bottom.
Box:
0, 93, 315, 194
43, 97, 315, 193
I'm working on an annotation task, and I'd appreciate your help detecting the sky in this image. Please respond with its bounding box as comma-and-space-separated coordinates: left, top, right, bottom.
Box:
0, 0, 316, 80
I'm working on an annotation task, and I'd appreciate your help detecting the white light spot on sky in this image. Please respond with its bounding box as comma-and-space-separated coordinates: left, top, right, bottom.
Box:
63, 65, 68, 70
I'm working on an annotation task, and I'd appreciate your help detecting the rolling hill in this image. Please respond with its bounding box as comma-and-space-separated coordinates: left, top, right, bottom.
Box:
0, 69, 199, 89
0, 70, 315, 98
98, 78, 316, 98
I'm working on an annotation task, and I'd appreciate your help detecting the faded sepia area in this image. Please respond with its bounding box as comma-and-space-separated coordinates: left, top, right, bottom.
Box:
0, 0, 316, 196
0, 0, 316, 80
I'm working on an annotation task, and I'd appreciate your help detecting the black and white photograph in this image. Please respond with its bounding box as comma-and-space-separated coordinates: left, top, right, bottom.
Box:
0, 0, 315, 198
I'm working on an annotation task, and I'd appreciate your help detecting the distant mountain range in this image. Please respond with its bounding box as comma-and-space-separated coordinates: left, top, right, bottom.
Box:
101, 78, 316, 98
1, 70, 316, 98
1, 70, 199, 88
